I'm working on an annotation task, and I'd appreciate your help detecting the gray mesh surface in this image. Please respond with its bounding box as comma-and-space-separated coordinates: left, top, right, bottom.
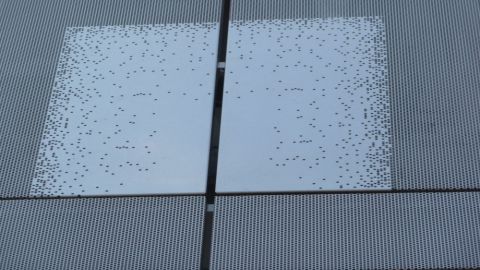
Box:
0, 196, 205, 269
227, 0, 480, 190
211, 193, 480, 270
0, 0, 222, 198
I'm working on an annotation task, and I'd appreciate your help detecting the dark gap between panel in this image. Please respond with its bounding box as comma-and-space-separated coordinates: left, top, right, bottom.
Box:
3, 188, 480, 202
201, 0, 231, 269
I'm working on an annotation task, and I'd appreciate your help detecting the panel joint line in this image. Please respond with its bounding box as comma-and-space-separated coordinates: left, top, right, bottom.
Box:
201, 0, 231, 269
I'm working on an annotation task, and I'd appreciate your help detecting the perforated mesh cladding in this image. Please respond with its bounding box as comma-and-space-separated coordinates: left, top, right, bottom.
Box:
228, 0, 480, 190
211, 193, 480, 270
0, 196, 204, 269
0, 0, 222, 197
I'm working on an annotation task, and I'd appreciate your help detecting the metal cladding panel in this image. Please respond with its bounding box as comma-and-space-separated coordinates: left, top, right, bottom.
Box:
211, 193, 480, 270
0, 0, 222, 197
217, 0, 480, 192
218, 16, 392, 192
0, 196, 205, 269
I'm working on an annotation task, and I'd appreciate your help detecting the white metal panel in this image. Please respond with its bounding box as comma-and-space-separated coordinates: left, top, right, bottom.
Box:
217, 17, 391, 192
31, 23, 219, 196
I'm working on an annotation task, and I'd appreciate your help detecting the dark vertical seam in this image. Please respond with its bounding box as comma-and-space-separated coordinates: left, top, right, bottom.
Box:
200, 0, 231, 269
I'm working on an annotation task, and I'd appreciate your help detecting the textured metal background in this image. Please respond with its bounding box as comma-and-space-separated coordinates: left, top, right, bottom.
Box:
228, 0, 480, 190
211, 193, 480, 269
0, 0, 222, 198
0, 196, 205, 269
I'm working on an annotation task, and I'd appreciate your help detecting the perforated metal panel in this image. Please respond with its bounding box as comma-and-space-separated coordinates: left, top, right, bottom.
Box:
31, 22, 219, 196
211, 193, 480, 269
0, 196, 205, 269
217, 0, 480, 191
0, 0, 222, 197
218, 16, 392, 192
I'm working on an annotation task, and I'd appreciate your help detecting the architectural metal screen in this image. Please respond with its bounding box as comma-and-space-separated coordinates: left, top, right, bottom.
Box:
211, 193, 480, 269
0, 196, 205, 269
1, 0, 480, 269
216, 0, 480, 192
0, 0, 222, 198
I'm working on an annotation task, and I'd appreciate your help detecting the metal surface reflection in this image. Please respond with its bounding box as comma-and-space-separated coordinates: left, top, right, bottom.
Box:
217, 17, 392, 192
31, 23, 219, 196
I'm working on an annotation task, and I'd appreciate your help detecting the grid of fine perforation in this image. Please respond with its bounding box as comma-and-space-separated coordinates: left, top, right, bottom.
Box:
211, 193, 480, 269
0, 196, 205, 269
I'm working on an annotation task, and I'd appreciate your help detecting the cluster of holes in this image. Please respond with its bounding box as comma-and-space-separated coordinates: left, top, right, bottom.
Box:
220, 17, 391, 191
31, 23, 218, 196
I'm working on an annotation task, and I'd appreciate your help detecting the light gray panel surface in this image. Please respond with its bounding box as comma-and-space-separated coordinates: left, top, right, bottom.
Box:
211, 193, 480, 270
31, 23, 218, 196
0, 0, 222, 197
218, 16, 391, 192
0, 196, 205, 270
220, 0, 480, 191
